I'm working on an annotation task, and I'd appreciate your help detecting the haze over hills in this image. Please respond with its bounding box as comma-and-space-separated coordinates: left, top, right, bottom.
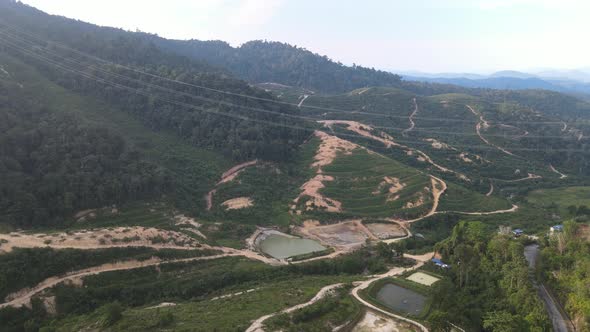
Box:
402, 69, 590, 97
1, 1, 590, 332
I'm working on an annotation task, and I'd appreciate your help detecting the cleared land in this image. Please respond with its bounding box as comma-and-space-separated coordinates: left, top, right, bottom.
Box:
353, 310, 416, 332
526, 186, 590, 216
0, 227, 201, 253
319, 148, 434, 218
297, 220, 372, 249
221, 197, 254, 210
406, 272, 440, 286
365, 222, 407, 239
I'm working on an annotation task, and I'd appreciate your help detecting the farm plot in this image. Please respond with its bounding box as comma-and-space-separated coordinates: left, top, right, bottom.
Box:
319, 148, 434, 218
406, 272, 440, 286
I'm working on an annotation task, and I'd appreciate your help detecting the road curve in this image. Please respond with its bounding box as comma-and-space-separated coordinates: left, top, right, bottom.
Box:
1, 253, 240, 309
245, 283, 344, 332
402, 97, 418, 136
350, 258, 429, 332
466, 105, 515, 157
524, 245, 573, 332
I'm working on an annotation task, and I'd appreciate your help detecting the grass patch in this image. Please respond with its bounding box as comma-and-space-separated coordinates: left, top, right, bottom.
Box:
51, 275, 361, 332
319, 148, 433, 218
264, 284, 362, 332
526, 186, 590, 217
439, 182, 512, 212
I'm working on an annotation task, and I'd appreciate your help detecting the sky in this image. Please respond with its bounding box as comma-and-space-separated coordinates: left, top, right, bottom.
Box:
20, 0, 590, 73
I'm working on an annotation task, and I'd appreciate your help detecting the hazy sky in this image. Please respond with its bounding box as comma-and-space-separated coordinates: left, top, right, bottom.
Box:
20, 0, 590, 73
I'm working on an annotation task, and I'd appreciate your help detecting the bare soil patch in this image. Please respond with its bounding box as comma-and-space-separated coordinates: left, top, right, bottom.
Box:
296, 220, 372, 249
365, 223, 406, 240
174, 214, 207, 239
311, 131, 358, 168
292, 131, 359, 214
353, 310, 416, 332
319, 120, 469, 181
0, 227, 201, 253
295, 175, 342, 212
576, 224, 590, 241
206, 160, 258, 210
319, 120, 398, 149
221, 197, 254, 210
373, 177, 406, 202
406, 272, 440, 286
424, 138, 455, 150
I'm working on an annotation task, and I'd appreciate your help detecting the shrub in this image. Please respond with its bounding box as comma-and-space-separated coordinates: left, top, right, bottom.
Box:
103, 302, 123, 326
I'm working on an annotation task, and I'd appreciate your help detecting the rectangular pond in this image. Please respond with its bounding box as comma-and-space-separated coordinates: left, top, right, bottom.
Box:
258, 234, 326, 259
376, 283, 427, 316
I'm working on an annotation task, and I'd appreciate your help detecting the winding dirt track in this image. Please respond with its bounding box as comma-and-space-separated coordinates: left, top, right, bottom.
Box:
246, 253, 433, 332
350, 255, 430, 332
486, 181, 494, 196
437, 204, 518, 216
318, 120, 469, 181
549, 165, 567, 179
402, 97, 418, 136
297, 94, 310, 108
497, 173, 542, 182
466, 105, 515, 157
0, 253, 239, 309
206, 160, 258, 210
386, 175, 447, 224
245, 283, 345, 332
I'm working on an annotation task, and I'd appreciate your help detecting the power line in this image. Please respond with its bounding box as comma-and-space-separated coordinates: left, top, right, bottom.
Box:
1, 34, 589, 155
0, 28, 579, 141
0, 22, 568, 126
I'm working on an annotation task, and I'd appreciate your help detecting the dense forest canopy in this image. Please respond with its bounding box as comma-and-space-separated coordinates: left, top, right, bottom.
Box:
0, 66, 170, 227
152, 38, 403, 93
0, 0, 310, 227
430, 222, 550, 331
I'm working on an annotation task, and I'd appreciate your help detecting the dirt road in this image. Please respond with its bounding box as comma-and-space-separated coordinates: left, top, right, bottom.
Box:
486, 181, 494, 196
297, 94, 310, 107
1, 254, 239, 309
466, 105, 515, 157
206, 160, 258, 210
318, 120, 469, 181
550, 165, 567, 179
245, 283, 344, 332
246, 252, 433, 332
437, 204, 518, 216
497, 173, 542, 182
350, 256, 430, 332
402, 98, 418, 136
524, 245, 573, 332
394, 175, 447, 224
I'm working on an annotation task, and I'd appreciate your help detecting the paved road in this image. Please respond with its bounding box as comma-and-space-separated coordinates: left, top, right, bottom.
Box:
524, 245, 572, 332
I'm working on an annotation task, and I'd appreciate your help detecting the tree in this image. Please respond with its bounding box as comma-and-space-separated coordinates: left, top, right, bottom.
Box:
428, 310, 452, 332
103, 302, 123, 326
483, 311, 523, 332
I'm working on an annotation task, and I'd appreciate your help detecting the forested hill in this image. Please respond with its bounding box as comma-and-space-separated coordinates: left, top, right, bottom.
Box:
151, 38, 403, 93
0, 0, 309, 227
0, 0, 309, 162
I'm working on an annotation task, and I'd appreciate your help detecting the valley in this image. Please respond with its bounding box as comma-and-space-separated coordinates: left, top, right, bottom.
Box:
1, 1, 590, 331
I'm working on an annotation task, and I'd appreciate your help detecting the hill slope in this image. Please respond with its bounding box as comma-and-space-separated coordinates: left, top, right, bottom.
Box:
152, 38, 403, 93
0, 1, 309, 227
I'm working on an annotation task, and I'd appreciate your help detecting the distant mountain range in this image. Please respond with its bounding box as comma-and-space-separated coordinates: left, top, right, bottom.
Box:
400, 69, 590, 97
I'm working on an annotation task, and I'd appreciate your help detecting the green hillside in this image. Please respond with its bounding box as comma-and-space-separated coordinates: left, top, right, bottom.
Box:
2, 1, 590, 331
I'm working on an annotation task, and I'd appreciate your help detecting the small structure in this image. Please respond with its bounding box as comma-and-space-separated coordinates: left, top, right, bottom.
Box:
550, 225, 564, 233
431, 258, 450, 268
512, 229, 524, 237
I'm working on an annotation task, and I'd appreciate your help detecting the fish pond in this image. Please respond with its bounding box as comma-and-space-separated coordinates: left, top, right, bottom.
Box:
375, 283, 427, 316
258, 233, 326, 259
